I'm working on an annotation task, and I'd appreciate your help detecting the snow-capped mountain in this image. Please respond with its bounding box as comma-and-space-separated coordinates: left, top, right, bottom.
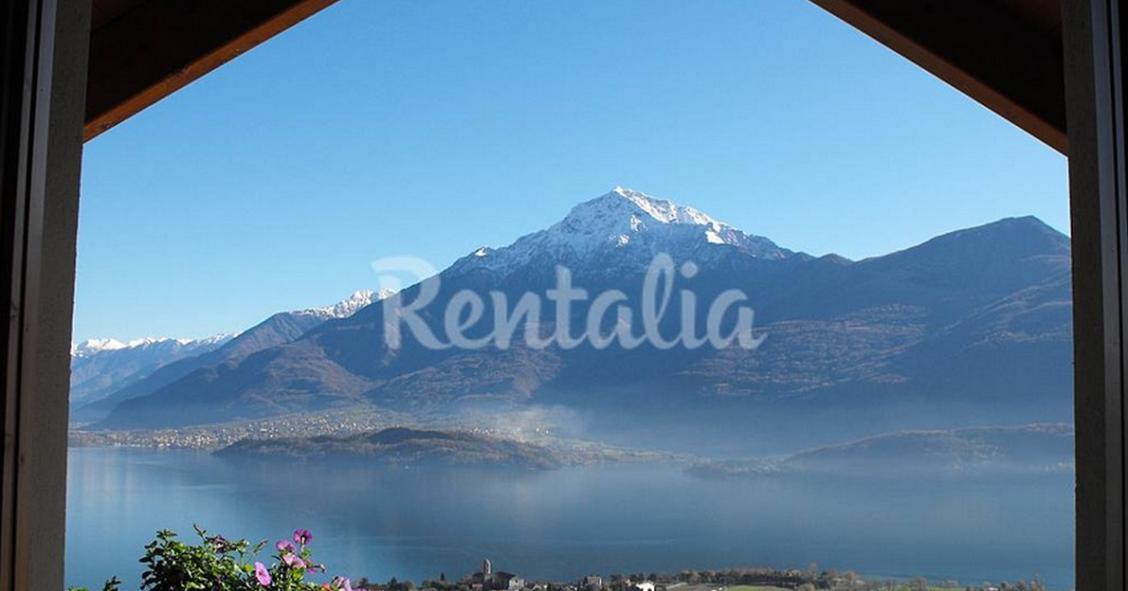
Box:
295, 288, 395, 320
72, 289, 391, 421
95, 188, 1073, 451
452, 187, 794, 276
71, 335, 233, 358
70, 334, 234, 405
71, 338, 129, 357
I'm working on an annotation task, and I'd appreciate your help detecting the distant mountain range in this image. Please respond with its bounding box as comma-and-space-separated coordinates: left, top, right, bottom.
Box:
71, 289, 388, 422
86, 188, 1073, 454
70, 335, 233, 405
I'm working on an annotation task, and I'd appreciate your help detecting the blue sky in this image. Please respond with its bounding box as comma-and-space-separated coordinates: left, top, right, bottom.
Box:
74, 0, 1069, 342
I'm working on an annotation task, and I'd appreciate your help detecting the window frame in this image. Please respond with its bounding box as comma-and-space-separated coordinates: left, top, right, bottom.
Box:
2, 1, 1125, 588
1064, 1, 1128, 588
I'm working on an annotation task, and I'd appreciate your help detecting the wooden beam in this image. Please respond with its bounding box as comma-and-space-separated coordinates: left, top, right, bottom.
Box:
84, 0, 339, 141
811, 0, 1068, 155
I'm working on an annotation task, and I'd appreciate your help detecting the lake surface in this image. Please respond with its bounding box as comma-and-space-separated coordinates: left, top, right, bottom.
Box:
66, 447, 1074, 590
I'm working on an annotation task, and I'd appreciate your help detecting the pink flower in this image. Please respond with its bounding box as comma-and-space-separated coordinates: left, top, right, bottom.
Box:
283, 553, 307, 570
254, 562, 272, 587
335, 577, 364, 591
276, 539, 295, 553
293, 529, 313, 545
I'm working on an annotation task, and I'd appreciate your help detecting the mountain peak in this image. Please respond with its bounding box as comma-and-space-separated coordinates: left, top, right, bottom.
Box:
452, 188, 793, 276
297, 288, 396, 320
580, 186, 724, 228
883, 215, 1070, 264
72, 338, 127, 356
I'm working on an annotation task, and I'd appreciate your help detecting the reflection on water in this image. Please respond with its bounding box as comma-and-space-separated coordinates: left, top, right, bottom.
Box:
66, 448, 1074, 590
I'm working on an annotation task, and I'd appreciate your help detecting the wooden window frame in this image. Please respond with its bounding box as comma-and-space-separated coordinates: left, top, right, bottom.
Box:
0, 0, 88, 589
2, 1, 1128, 589
1065, 1, 1128, 588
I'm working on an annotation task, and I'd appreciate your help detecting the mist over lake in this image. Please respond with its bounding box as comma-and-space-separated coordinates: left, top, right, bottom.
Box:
66, 447, 1074, 591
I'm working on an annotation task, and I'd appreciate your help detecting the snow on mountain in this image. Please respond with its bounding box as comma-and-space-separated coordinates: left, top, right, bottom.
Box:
71, 338, 128, 357
295, 288, 395, 320
452, 187, 794, 276
71, 335, 235, 358
72, 289, 387, 362
71, 289, 392, 419
69, 334, 237, 405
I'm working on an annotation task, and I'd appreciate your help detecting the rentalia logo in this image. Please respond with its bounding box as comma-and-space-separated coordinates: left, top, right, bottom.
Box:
371, 254, 765, 351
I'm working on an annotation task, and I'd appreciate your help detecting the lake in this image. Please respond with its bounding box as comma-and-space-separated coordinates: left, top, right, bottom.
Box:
65, 447, 1074, 590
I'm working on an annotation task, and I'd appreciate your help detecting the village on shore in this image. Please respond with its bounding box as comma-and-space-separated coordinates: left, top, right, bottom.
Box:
346, 559, 1050, 591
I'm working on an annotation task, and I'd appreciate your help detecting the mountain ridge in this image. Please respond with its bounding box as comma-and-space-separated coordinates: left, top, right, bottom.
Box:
72, 289, 393, 421
450, 187, 797, 279
91, 188, 1073, 454
69, 335, 234, 405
